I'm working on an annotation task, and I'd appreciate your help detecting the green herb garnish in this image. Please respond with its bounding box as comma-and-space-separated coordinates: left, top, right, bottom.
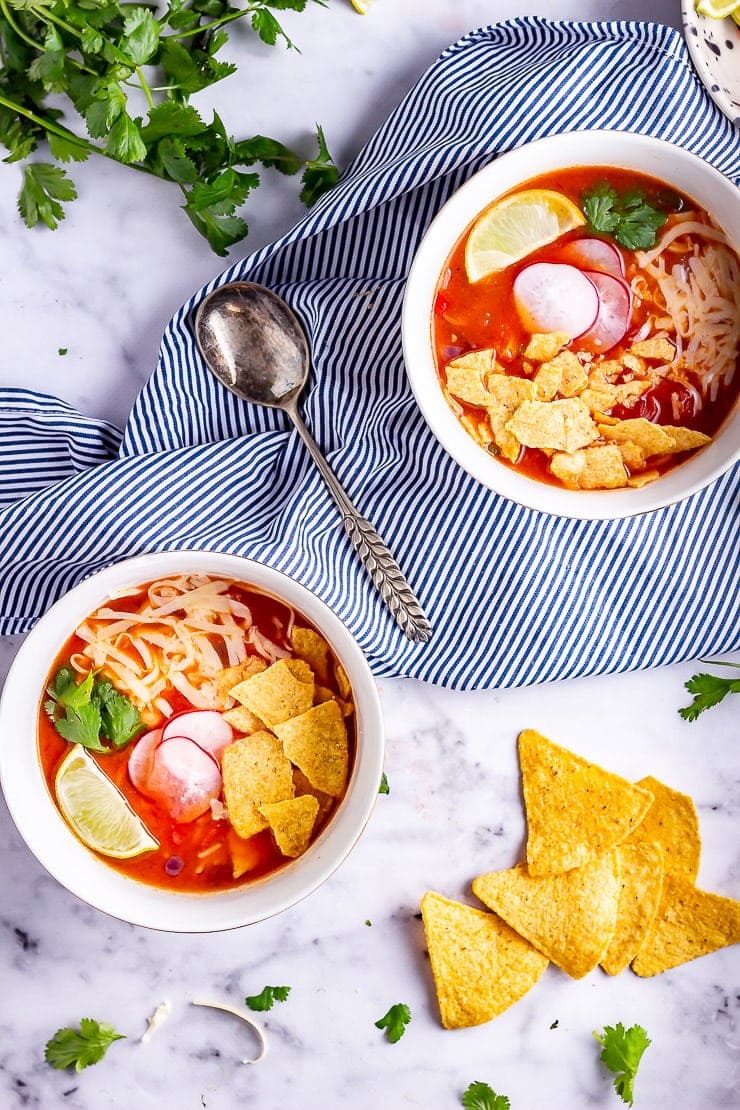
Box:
0, 1, 338, 255
374, 1003, 411, 1044
679, 661, 740, 721
582, 182, 668, 250
461, 1082, 510, 1110
379, 772, 389, 795
594, 1023, 651, 1106
45, 1019, 125, 1072
45, 665, 143, 752
245, 985, 291, 1012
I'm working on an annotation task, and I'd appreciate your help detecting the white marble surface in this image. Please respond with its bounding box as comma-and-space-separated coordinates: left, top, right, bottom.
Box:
2, 2, 740, 1109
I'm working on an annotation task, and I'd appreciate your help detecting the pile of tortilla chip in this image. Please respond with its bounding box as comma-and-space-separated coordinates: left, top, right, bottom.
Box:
214, 627, 352, 876
421, 728, 740, 1029
443, 337, 711, 491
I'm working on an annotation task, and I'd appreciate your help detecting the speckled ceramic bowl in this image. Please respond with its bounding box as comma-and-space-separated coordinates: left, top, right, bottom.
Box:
682, 0, 740, 125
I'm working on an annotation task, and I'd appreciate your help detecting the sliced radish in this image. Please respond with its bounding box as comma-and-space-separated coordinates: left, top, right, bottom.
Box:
145, 736, 222, 824
513, 263, 599, 337
162, 710, 233, 762
556, 238, 625, 278
128, 727, 163, 792
575, 271, 632, 354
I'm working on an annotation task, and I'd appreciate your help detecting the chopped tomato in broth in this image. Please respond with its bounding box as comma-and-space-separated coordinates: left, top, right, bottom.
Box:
37, 580, 354, 893
433, 166, 738, 487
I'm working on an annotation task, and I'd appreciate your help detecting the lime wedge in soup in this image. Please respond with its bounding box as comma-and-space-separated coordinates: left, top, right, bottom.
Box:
55, 746, 158, 859
465, 189, 586, 282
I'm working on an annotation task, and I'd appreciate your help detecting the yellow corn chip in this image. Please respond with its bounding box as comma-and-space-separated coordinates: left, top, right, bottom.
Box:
275, 699, 349, 798
292, 627, 330, 681
227, 827, 263, 879
518, 729, 654, 876
659, 425, 712, 453
626, 775, 701, 882
549, 444, 628, 490
222, 730, 294, 839
293, 766, 334, 824
472, 853, 620, 979
534, 351, 588, 401
484, 374, 536, 462
506, 398, 598, 453
524, 331, 571, 362
335, 663, 352, 700
313, 684, 335, 705
627, 469, 660, 489
617, 441, 646, 471
600, 842, 664, 976
222, 705, 265, 735
420, 892, 548, 1028
259, 795, 320, 858
215, 656, 267, 705
629, 337, 675, 362
632, 874, 740, 976
230, 658, 314, 727
598, 418, 675, 457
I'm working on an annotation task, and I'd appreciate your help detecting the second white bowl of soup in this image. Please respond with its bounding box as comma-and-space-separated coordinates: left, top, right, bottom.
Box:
402, 131, 740, 519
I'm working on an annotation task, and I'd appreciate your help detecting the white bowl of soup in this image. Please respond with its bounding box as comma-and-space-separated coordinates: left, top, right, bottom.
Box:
402, 131, 740, 519
0, 551, 384, 931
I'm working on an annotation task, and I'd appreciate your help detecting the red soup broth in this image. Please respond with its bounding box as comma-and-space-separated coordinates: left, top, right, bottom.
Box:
37, 576, 355, 893
433, 167, 739, 488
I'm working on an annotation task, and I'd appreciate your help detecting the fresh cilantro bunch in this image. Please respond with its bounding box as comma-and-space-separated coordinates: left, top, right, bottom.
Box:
45, 664, 144, 751
45, 1019, 125, 1072
582, 182, 669, 250
0, 0, 338, 254
594, 1022, 651, 1106
679, 660, 740, 721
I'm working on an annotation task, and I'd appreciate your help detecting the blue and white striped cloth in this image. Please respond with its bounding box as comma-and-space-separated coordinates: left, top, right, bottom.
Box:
1, 19, 738, 688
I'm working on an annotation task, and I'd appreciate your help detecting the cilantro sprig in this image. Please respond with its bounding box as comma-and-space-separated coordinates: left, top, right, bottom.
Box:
679, 661, 740, 721
245, 985, 291, 1011
374, 1002, 411, 1044
461, 1081, 510, 1110
45, 1019, 125, 1072
582, 182, 669, 250
594, 1023, 651, 1106
45, 664, 144, 752
0, 0, 338, 254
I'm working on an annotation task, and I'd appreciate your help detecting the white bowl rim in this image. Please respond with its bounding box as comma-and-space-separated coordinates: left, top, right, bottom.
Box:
402, 129, 740, 521
0, 551, 385, 932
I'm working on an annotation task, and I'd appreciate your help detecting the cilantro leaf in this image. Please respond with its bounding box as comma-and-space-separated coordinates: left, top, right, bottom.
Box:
375, 1003, 411, 1044
106, 111, 147, 164
45, 1019, 125, 1072
234, 135, 302, 175
18, 163, 77, 230
462, 1081, 510, 1110
120, 7, 159, 66
594, 1023, 651, 1107
301, 124, 339, 207
54, 703, 106, 752
47, 132, 90, 164
94, 680, 144, 748
679, 665, 740, 721
245, 985, 291, 1011
582, 182, 667, 251
157, 137, 198, 184
379, 772, 389, 795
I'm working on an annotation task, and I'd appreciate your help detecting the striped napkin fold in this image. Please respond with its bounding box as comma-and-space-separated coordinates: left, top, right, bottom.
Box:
0, 19, 738, 688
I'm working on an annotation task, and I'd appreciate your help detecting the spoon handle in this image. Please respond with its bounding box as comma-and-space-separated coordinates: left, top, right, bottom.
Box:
288, 407, 433, 644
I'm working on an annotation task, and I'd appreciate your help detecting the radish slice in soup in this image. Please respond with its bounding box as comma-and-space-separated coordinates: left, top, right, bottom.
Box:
162, 710, 233, 762
513, 263, 599, 337
575, 270, 632, 354
146, 736, 222, 824
556, 238, 625, 277
128, 727, 163, 792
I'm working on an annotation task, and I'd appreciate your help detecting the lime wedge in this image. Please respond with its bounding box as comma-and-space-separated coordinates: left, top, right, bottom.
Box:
465, 188, 586, 282
55, 746, 158, 859
349, 0, 373, 11
696, 0, 740, 16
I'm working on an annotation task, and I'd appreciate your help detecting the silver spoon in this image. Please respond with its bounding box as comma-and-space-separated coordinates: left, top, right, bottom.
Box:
194, 281, 433, 644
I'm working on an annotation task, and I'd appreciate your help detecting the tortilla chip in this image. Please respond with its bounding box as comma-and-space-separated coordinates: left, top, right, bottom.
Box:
534, 351, 588, 401
313, 684, 335, 705
626, 776, 701, 882
627, 469, 660, 488
227, 827, 263, 879
617, 441, 646, 471
230, 658, 314, 727
472, 853, 621, 979
292, 627, 330, 681
524, 331, 571, 362
550, 444, 628, 490
259, 794, 319, 858
215, 656, 267, 705
222, 730, 294, 839
293, 766, 334, 824
600, 842, 665, 976
420, 892, 548, 1028
620, 353, 646, 375
446, 351, 498, 407
598, 418, 675, 457
659, 425, 712, 453
632, 874, 740, 976
335, 663, 352, 700
629, 338, 675, 362
484, 374, 536, 462
506, 398, 598, 453
222, 705, 265, 735
275, 698, 349, 798
580, 381, 650, 415
518, 729, 654, 876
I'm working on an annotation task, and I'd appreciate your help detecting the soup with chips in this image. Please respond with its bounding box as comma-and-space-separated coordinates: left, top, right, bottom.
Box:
37, 574, 354, 892
433, 167, 739, 491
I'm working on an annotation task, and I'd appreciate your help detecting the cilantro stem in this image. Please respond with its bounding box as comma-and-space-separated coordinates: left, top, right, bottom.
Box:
170, 6, 257, 42
35, 7, 84, 41
0, 0, 41, 52
136, 66, 155, 110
